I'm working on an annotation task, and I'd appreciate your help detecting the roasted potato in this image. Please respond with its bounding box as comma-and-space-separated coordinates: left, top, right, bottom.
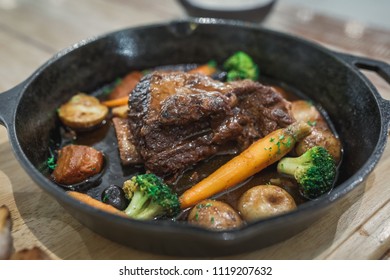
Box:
188, 199, 243, 230
52, 145, 104, 185
58, 93, 108, 130
237, 185, 296, 222
112, 105, 129, 118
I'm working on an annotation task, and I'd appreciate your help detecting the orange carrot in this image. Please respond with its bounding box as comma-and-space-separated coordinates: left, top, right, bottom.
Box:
188, 63, 217, 76
179, 121, 311, 209
107, 71, 143, 100
101, 96, 129, 107
67, 191, 127, 217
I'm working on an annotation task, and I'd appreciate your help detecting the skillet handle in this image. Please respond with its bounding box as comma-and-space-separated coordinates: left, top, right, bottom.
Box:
0, 83, 24, 128
335, 52, 390, 131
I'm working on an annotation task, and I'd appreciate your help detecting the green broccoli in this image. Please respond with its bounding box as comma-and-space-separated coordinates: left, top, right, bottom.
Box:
223, 51, 259, 81
277, 146, 336, 199
122, 173, 180, 220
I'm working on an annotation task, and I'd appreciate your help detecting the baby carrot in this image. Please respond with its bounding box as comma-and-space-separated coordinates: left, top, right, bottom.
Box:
179, 121, 311, 209
188, 63, 217, 76
67, 191, 127, 217
101, 96, 129, 107
107, 71, 142, 100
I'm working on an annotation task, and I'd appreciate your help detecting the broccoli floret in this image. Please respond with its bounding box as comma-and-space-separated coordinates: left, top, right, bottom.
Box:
277, 146, 336, 199
223, 51, 259, 81
122, 174, 180, 220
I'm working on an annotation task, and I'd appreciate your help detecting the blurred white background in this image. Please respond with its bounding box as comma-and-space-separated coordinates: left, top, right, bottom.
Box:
283, 0, 390, 29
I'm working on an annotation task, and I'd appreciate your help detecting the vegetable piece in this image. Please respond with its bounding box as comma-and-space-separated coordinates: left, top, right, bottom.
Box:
237, 185, 296, 222
58, 93, 108, 130
46, 155, 57, 171
295, 128, 342, 163
188, 60, 217, 76
122, 174, 180, 220
290, 100, 342, 163
112, 105, 129, 118
101, 96, 129, 107
291, 100, 322, 124
51, 145, 104, 185
107, 71, 143, 100
277, 146, 336, 199
223, 51, 259, 81
67, 191, 127, 217
179, 121, 311, 209
188, 199, 243, 231
101, 185, 129, 211
0, 205, 12, 260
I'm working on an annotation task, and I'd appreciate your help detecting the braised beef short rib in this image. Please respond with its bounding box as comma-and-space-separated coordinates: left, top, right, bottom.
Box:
129, 72, 294, 176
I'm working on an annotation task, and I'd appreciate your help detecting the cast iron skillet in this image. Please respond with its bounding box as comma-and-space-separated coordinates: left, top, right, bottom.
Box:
0, 19, 389, 257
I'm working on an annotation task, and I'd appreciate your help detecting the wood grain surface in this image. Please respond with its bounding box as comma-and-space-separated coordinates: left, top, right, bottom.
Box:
0, 0, 389, 260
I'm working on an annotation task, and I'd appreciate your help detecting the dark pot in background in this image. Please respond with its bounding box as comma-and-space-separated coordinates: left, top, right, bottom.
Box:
178, 0, 277, 22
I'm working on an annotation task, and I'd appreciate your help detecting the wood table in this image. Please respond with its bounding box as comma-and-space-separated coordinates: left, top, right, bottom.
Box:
0, 0, 389, 260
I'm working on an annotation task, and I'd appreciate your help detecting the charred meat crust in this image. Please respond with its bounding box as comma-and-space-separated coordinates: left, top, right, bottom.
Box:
159, 92, 232, 125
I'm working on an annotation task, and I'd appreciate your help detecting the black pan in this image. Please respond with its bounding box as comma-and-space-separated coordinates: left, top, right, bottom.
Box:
0, 19, 389, 257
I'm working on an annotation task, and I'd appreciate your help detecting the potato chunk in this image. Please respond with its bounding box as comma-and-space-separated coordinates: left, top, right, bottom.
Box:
52, 145, 104, 185
58, 93, 108, 130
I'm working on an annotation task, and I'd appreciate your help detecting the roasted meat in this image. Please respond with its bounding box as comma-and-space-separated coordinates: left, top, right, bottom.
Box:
129, 71, 294, 176
112, 117, 142, 165
231, 79, 295, 148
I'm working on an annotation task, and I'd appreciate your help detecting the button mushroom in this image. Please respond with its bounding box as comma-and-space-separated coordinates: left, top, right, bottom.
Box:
237, 185, 296, 222
291, 100, 342, 163
188, 199, 243, 230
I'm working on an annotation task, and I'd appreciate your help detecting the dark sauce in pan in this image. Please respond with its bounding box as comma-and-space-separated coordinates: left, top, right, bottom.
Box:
48, 64, 341, 220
